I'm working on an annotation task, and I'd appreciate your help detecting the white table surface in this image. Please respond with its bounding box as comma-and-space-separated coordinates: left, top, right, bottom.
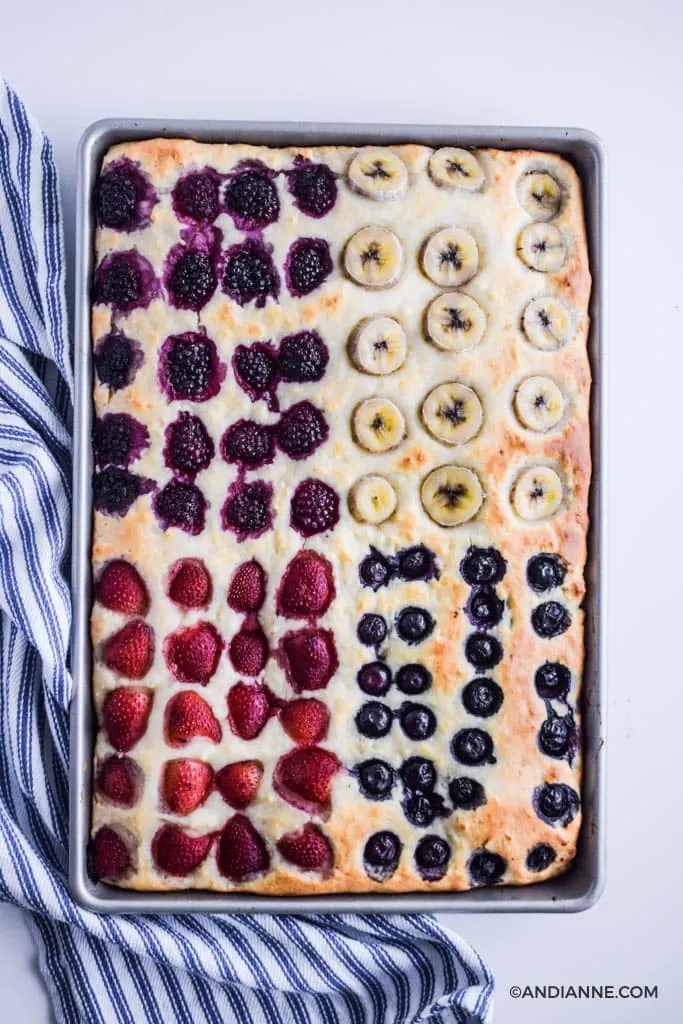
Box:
3, 0, 683, 1020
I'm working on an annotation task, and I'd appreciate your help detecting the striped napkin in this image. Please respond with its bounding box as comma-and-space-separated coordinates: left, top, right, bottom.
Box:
0, 79, 495, 1024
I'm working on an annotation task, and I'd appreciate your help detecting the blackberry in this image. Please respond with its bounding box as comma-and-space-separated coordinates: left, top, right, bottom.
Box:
222, 480, 274, 541
93, 467, 154, 517
223, 165, 279, 230
286, 160, 337, 218
221, 420, 275, 469
93, 413, 149, 468
285, 237, 332, 297
158, 333, 224, 403
94, 333, 143, 393
278, 331, 329, 383
290, 478, 339, 536
222, 239, 279, 307
276, 401, 328, 459
163, 412, 214, 478
153, 479, 206, 535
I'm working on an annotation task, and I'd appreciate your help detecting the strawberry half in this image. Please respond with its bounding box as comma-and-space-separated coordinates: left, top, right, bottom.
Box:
277, 823, 333, 875
167, 558, 213, 610
161, 758, 214, 815
88, 825, 134, 881
102, 687, 153, 752
216, 813, 270, 881
151, 823, 214, 876
228, 625, 269, 676
215, 760, 264, 809
227, 681, 274, 740
96, 754, 143, 807
273, 746, 340, 817
165, 691, 222, 747
278, 626, 338, 692
102, 619, 155, 679
280, 697, 330, 745
164, 621, 224, 684
276, 550, 335, 619
227, 560, 266, 612
95, 559, 150, 615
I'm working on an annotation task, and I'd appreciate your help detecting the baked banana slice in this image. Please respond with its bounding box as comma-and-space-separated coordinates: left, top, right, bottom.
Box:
352, 397, 406, 453
518, 171, 562, 220
349, 316, 407, 375
349, 474, 398, 524
426, 292, 486, 352
522, 296, 572, 350
429, 148, 485, 192
422, 382, 483, 445
514, 376, 565, 432
512, 466, 563, 521
348, 148, 408, 200
422, 227, 479, 287
517, 223, 567, 272
344, 226, 404, 288
420, 465, 483, 526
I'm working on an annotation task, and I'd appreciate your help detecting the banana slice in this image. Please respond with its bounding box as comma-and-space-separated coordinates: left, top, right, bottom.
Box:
518, 171, 562, 220
352, 397, 406, 453
344, 226, 404, 288
421, 465, 483, 527
422, 227, 479, 287
425, 292, 486, 352
421, 382, 483, 445
522, 296, 572, 350
514, 376, 565, 432
512, 466, 563, 521
349, 316, 407, 375
517, 223, 567, 272
429, 148, 485, 192
348, 148, 408, 200
349, 474, 398, 524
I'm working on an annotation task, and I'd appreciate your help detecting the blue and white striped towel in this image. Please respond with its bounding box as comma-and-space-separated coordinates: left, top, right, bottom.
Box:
0, 79, 495, 1024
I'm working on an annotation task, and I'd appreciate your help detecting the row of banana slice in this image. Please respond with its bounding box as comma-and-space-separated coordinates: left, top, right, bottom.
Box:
343, 224, 480, 290
347, 147, 486, 201
516, 169, 568, 272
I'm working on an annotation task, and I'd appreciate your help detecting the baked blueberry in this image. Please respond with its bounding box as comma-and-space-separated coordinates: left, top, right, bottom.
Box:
462, 678, 504, 718
468, 849, 507, 886
396, 607, 435, 646
290, 478, 340, 537
276, 401, 328, 459
449, 776, 486, 811
153, 479, 206, 535
460, 546, 506, 586
94, 251, 158, 313
355, 701, 393, 739
356, 759, 395, 800
232, 342, 278, 405
222, 239, 279, 307
534, 661, 571, 700
221, 480, 274, 541
223, 164, 279, 230
94, 333, 143, 393
163, 412, 214, 479
451, 728, 495, 766
397, 545, 440, 583
286, 159, 337, 218
399, 703, 436, 741
93, 413, 149, 468
395, 663, 432, 695
357, 661, 392, 697
164, 247, 217, 311
285, 238, 333, 297
532, 601, 571, 638
527, 553, 567, 593
414, 835, 451, 881
96, 159, 156, 230
93, 467, 154, 517
221, 420, 275, 469
400, 757, 436, 792
538, 712, 574, 759
467, 587, 504, 629
172, 169, 221, 223
363, 830, 401, 882
402, 791, 446, 828
526, 843, 557, 873
464, 633, 503, 670
158, 333, 225, 403
359, 548, 395, 591
277, 330, 329, 383
533, 782, 580, 827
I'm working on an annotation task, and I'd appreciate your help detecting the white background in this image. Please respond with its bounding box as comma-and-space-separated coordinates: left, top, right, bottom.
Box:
2, 0, 683, 1020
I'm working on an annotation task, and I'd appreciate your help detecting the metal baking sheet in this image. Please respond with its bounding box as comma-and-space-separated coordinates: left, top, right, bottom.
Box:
70, 119, 605, 914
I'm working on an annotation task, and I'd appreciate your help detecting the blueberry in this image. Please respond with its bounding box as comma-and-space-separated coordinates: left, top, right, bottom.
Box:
532, 601, 571, 638
467, 587, 504, 629
397, 545, 440, 583
526, 843, 557, 873
94, 251, 158, 313
395, 663, 432, 695
355, 701, 393, 738
359, 547, 395, 591
94, 333, 143, 393
277, 331, 329, 383
363, 830, 401, 882
158, 333, 225, 403
402, 791, 445, 828
222, 480, 274, 541
465, 633, 503, 670
93, 467, 155, 517
468, 849, 507, 886
222, 239, 279, 307
356, 759, 395, 800
173, 169, 221, 223
538, 712, 574, 759
221, 420, 275, 469
165, 248, 217, 311
93, 413, 149, 468
223, 165, 279, 230
534, 662, 571, 700
286, 160, 337, 218
153, 479, 206, 535
399, 703, 436, 741
527, 553, 567, 593
449, 776, 486, 811
96, 159, 155, 231
400, 757, 436, 792
451, 728, 495, 766
460, 546, 506, 586
233, 342, 278, 404
285, 237, 333, 297
533, 783, 580, 827
276, 401, 328, 460
357, 661, 392, 697
290, 478, 340, 537
414, 835, 451, 881
357, 613, 388, 648
462, 678, 504, 718
163, 412, 215, 479
396, 607, 435, 646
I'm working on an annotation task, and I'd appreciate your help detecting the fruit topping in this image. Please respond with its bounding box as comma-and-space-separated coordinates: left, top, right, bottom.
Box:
164, 244, 217, 311
526, 843, 557, 873
273, 746, 340, 816
468, 849, 507, 886
93, 467, 155, 517
533, 782, 580, 827
286, 159, 337, 218
163, 412, 214, 479
172, 169, 221, 224
356, 759, 395, 800
276, 550, 335, 619
275, 400, 328, 460
93, 413, 149, 469
395, 607, 435, 646
460, 546, 506, 586
290, 478, 340, 537
220, 420, 275, 470
228, 624, 269, 677
95, 560, 149, 615
89, 825, 133, 881
461, 678, 504, 718
152, 824, 213, 876
532, 601, 571, 638
217, 814, 270, 881
102, 619, 154, 679
102, 687, 153, 752
277, 824, 333, 875
94, 332, 143, 393
356, 661, 392, 697
167, 558, 213, 610
93, 250, 158, 312
223, 164, 279, 231
355, 701, 393, 739
398, 702, 436, 741
226, 681, 273, 740
363, 830, 401, 882
449, 776, 486, 811
221, 480, 274, 541
357, 613, 387, 649
278, 627, 338, 692
153, 479, 206, 535
467, 587, 504, 630
233, 342, 278, 405
96, 158, 156, 231
527, 553, 567, 592
280, 697, 330, 745
397, 545, 440, 583
161, 758, 213, 815
359, 547, 395, 591
464, 633, 503, 670
164, 691, 222, 747
451, 727, 495, 766
164, 622, 224, 685
215, 760, 264, 810
414, 835, 451, 881
158, 332, 225, 403
222, 238, 279, 307
227, 560, 266, 613
277, 331, 329, 383
96, 754, 143, 808
534, 661, 571, 700
285, 237, 333, 297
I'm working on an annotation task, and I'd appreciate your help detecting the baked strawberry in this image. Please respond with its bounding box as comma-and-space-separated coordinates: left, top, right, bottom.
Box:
88, 825, 133, 881
276, 550, 335, 619
95, 559, 150, 615
102, 619, 155, 679
215, 760, 264, 809
227, 560, 266, 612
278, 627, 338, 692
151, 823, 214, 876
228, 625, 269, 676
280, 697, 330, 745
102, 687, 153, 752
273, 746, 340, 816
167, 558, 213, 609
276, 823, 333, 875
164, 621, 224, 684
227, 681, 273, 740
96, 754, 143, 807
161, 758, 213, 815
165, 691, 222, 747
216, 813, 270, 881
